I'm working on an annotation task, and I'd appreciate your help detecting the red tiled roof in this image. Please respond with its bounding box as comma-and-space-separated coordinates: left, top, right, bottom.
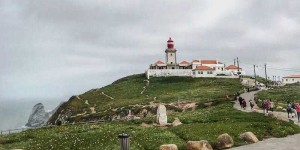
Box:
192, 60, 200, 63
179, 61, 189, 65
283, 74, 300, 78
226, 65, 240, 69
201, 60, 222, 64
194, 66, 214, 70
155, 60, 165, 64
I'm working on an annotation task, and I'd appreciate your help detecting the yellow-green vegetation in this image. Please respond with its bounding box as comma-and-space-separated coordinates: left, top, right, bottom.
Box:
49, 74, 244, 123
257, 83, 300, 108
1, 103, 300, 150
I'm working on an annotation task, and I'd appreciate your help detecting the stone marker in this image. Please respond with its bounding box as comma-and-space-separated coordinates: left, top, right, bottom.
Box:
157, 104, 167, 125
240, 132, 259, 143
160, 144, 178, 150
187, 140, 213, 150
216, 133, 234, 149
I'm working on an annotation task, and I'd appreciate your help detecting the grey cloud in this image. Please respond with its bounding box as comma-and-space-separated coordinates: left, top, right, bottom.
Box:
1, 0, 300, 102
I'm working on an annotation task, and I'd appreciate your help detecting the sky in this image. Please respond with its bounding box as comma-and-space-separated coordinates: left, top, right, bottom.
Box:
1, 0, 300, 103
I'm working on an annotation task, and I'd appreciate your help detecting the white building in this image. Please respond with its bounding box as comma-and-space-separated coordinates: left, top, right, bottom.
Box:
192, 66, 216, 77
282, 74, 300, 84
146, 38, 245, 79
225, 65, 246, 75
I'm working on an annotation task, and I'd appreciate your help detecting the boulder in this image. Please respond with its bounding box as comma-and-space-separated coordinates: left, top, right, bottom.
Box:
187, 140, 213, 150
268, 112, 274, 117
160, 144, 178, 150
141, 123, 152, 128
239, 132, 259, 143
216, 133, 234, 149
172, 118, 182, 127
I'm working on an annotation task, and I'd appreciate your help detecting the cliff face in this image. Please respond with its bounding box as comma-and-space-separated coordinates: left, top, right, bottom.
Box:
26, 103, 49, 127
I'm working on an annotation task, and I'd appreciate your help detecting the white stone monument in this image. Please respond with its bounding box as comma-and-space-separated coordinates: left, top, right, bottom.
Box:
157, 104, 167, 125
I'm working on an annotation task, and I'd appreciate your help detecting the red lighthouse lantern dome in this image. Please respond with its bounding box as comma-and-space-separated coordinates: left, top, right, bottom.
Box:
167, 37, 174, 49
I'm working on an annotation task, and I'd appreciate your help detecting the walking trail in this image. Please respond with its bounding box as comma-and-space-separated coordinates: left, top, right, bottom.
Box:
231, 90, 300, 150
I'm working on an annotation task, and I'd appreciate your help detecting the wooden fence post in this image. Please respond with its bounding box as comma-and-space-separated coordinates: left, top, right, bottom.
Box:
0, 130, 2, 135
8, 129, 10, 134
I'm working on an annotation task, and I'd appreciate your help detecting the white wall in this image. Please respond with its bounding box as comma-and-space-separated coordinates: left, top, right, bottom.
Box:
204, 64, 225, 71
282, 78, 300, 84
146, 69, 192, 79
192, 70, 216, 78
165, 51, 176, 65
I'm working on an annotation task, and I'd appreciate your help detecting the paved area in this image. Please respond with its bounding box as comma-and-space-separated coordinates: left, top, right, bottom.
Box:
231, 90, 300, 150
230, 134, 300, 150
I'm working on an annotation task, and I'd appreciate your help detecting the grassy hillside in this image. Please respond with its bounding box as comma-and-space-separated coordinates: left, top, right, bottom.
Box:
256, 83, 300, 108
1, 74, 300, 149
1, 103, 300, 150
257, 83, 300, 102
49, 74, 244, 123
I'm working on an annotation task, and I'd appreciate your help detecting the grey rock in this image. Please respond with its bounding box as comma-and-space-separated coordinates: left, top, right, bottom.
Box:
26, 103, 49, 127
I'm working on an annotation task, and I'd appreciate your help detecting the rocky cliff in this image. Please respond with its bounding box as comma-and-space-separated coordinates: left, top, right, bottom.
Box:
25, 103, 49, 127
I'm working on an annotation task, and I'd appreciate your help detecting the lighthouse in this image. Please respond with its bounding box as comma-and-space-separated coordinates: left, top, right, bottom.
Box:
165, 37, 177, 69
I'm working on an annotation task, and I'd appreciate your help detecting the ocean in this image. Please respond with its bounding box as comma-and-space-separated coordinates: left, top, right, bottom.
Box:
0, 99, 62, 131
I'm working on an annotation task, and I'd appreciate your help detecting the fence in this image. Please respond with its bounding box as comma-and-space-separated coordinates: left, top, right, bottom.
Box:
0, 120, 105, 136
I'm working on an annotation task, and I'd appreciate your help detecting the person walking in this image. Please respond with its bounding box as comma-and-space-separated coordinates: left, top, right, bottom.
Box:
269, 99, 274, 112
262, 100, 266, 113
239, 97, 243, 108
265, 99, 270, 113
249, 99, 254, 110
287, 102, 293, 118
242, 99, 247, 110
296, 103, 300, 123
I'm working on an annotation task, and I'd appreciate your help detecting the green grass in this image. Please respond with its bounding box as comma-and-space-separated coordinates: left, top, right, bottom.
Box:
257, 84, 300, 108
2, 74, 298, 149
2, 103, 300, 150
49, 74, 244, 123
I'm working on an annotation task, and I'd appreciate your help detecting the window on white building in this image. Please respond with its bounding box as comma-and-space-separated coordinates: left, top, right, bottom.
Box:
292, 79, 294, 81
286, 79, 288, 81
193, 72, 196, 75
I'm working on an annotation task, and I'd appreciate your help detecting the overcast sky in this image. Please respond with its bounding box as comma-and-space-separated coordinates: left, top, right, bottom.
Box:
1, 0, 300, 103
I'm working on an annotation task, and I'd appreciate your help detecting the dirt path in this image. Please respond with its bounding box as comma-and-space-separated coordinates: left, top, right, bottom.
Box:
231, 90, 300, 150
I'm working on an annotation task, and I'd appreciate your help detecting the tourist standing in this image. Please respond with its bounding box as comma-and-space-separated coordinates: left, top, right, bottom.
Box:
269, 99, 274, 112
296, 103, 300, 122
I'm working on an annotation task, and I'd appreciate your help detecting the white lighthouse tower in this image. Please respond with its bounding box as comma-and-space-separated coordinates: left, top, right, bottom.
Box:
165, 37, 178, 69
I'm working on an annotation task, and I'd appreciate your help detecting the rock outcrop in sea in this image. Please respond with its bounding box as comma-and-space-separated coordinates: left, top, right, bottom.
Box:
25, 103, 49, 127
